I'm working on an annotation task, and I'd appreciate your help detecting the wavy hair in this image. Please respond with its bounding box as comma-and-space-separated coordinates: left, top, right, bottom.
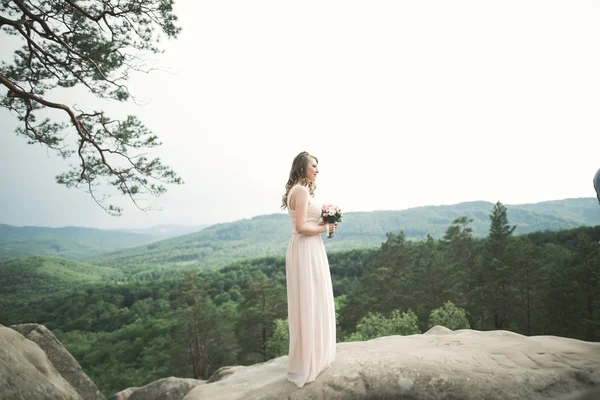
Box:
281, 151, 318, 210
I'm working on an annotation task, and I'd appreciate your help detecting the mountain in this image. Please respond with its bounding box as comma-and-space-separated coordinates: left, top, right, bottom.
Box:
86, 197, 600, 278
116, 224, 211, 239
509, 197, 600, 225
0, 224, 157, 261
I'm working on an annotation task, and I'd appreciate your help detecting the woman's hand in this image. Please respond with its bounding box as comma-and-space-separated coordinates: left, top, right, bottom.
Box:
319, 221, 338, 234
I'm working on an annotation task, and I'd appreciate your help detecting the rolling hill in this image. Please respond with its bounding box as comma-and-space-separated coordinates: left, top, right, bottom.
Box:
0, 255, 123, 303
0, 224, 158, 260
116, 224, 211, 239
86, 197, 600, 278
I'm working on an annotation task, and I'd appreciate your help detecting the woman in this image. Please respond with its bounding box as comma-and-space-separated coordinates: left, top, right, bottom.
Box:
281, 151, 337, 388
594, 167, 600, 205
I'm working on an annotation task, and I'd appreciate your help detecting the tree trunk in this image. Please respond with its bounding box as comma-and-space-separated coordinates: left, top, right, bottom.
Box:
502, 282, 507, 329
479, 288, 485, 329
262, 292, 268, 361
202, 336, 208, 379
520, 283, 527, 335
586, 266, 594, 341
525, 269, 531, 336
193, 308, 201, 379
201, 309, 207, 379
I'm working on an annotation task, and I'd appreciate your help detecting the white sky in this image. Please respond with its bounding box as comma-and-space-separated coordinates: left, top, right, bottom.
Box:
1, 1, 599, 229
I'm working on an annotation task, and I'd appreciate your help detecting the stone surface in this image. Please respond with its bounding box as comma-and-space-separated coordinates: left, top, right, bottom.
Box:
184, 326, 600, 400
108, 387, 136, 400
10, 323, 105, 400
108, 377, 205, 400
561, 386, 600, 400
0, 324, 82, 400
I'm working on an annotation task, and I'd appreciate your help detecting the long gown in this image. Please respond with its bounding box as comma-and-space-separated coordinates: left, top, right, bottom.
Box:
285, 185, 336, 388
594, 167, 600, 204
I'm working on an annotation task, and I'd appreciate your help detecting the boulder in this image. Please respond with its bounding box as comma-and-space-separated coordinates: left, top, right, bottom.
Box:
10, 323, 105, 400
561, 386, 600, 400
108, 377, 205, 400
0, 324, 82, 400
107, 387, 137, 400
184, 326, 600, 400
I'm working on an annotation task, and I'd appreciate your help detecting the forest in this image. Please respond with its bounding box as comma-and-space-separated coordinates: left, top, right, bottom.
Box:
1, 202, 599, 397
32, 197, 600, 280
0, 0, 597, 397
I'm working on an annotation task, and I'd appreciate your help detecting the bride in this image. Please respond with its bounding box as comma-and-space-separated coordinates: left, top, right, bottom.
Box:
594, 168, 600, 205
281, 151, 338, 388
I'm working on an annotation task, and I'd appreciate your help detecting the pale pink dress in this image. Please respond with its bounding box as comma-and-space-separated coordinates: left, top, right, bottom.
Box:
286, 185, 336, 388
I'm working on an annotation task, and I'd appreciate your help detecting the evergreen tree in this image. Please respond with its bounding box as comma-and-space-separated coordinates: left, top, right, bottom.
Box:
441, 217, 475, 307
572, 234, 600, 340
340, 232, 409, 332
236, 276, 287, 363
410, 235, 447, 327
171, 272, 238, 379
363, 231, 414, 315
505, 237, 540, 335
485, 202, 516, 329
538, 243, 579, 337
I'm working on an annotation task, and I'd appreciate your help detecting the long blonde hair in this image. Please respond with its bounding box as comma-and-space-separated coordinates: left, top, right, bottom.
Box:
281, 151, 318, 210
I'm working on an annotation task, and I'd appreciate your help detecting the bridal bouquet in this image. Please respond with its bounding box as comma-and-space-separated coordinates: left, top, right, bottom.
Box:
321, 204, 343, 238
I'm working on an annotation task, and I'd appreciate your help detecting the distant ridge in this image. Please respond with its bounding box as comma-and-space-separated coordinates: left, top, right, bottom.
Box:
0, 224, 156, 260
83, 197, 600, 278
116, 224, 211, 239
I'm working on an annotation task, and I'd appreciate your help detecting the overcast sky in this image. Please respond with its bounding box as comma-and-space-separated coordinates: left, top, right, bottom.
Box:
1, 1, 599, 229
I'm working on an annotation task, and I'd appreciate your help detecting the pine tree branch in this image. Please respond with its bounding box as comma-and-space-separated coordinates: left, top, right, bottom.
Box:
1, 0, 183, 215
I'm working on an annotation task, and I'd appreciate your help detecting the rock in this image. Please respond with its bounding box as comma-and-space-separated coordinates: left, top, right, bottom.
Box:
108, 387, 137, 400
422, 325, 452, 335
560, 386, 600, 400
10, 323, 105, 400
207, 366, 245, 383
184, 326, 600, 400
0, 324, 83, 400
108, 377, 205, 400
